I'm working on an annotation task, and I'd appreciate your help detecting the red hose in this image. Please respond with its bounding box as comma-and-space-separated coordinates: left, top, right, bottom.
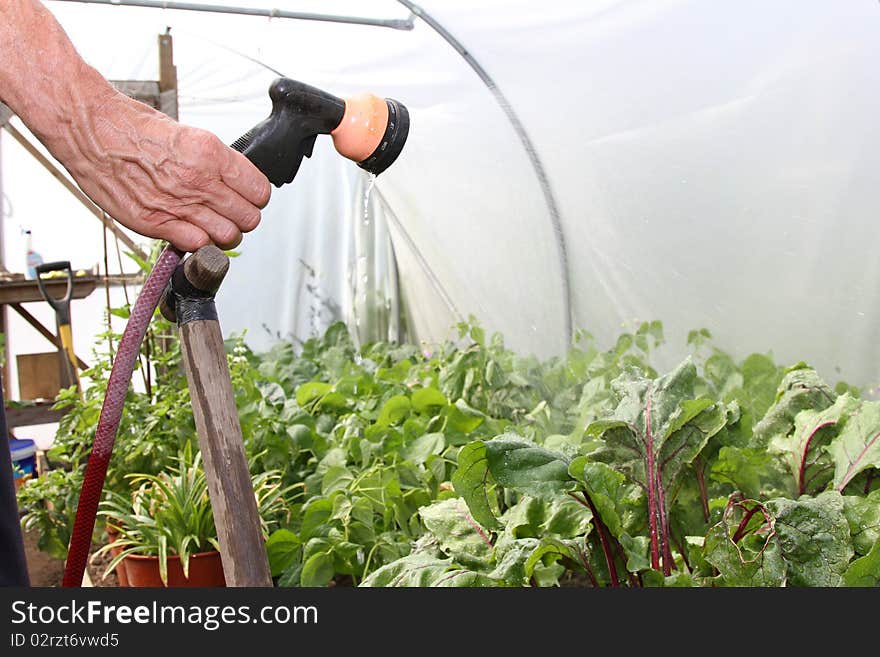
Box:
62, 245, 183, 587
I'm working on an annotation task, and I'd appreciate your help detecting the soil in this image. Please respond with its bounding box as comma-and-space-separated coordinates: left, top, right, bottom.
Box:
22, 527, 119, 587
86, 541, 120, 587
21, 527, 63, 587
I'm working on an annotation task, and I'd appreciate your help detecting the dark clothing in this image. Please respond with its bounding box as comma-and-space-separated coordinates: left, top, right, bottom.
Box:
0, 373, 30, 586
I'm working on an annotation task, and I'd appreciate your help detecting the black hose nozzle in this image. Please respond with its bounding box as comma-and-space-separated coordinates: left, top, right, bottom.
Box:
232, 78, 409, 186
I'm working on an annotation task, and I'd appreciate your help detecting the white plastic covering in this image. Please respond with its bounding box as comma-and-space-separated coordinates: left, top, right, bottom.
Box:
3, 0, 879, 412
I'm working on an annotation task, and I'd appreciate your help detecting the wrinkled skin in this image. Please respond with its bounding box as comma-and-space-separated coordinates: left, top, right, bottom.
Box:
0, 0, 271, 251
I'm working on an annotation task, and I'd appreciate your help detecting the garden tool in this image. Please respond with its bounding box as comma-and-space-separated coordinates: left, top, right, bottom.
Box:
62, 77, 409, 587
35, 260, 81, 393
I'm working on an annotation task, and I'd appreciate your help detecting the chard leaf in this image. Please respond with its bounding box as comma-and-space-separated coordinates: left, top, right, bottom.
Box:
488, 537, 540, 585
522, 538, 571, 586
483, 435, 572, 498
704, 500, 785, 587
658, 398, 728, 490
588, 360, 726, 492
619, 532, 650, 572
419, 499, 494, 569
768, 394, 858, 495
541, 494, 594, 538
642, 571, 699, 587
709, 446, 773, 499
569, 459, 627, 537
843, 491, 880, 556
766, 491, 853, 587
752, 365, 835, 448
587, 360, 728, 573
359, 551, 496, 587
826, 399, 880, 492
842, 539, 880, 587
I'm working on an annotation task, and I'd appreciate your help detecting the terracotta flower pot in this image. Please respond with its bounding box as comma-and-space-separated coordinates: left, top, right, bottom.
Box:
122, 550, 226, 587
105, 526, 129, 587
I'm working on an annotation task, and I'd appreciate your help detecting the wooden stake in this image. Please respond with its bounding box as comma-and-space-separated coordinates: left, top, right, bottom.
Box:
175, 246, 272, 587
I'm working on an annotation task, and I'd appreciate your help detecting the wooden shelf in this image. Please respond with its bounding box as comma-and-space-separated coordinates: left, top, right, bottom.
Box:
0, 276, 97, 305
4, 400, 67, 429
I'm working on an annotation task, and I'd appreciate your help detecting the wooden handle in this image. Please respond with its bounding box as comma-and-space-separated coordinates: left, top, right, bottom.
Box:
158, 245, 230, 323
174, 245, 272, 587
183, 245, 229, 294
180, 319, 272, 587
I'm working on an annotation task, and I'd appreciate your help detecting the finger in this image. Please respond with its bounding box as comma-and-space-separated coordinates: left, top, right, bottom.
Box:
220, 147, 272, 208
200, 183, 262, 234
156, 219, 212, 253
181, 205, 243, 250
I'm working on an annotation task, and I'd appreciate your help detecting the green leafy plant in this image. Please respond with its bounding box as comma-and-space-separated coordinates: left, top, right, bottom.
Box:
95, 447, 292, 586
390, 352, 879, 587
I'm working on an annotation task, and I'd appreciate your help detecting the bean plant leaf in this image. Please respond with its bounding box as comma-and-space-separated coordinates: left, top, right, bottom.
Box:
766, 491, 853, 587
411, 387, 448, 414
445, 399, 486, 434
452, 441, 500, 530
403, 433, 446, 465
377, 395, 412, 426
265, 529, 300, 577
300, 550, 335, 587
826, 399, 880, 492
295, 381, 332, 407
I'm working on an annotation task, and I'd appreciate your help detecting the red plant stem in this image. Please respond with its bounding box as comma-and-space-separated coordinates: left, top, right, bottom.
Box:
457, 502, 493, 548
644, 386, 661, 571
656, 475, 674, 576
673, 535, 691, 573
579, 491, 620, 587
694, 457, 710, 523
798, 420, 835, 496
582, 559, 599, 588
731, 505, 760, 544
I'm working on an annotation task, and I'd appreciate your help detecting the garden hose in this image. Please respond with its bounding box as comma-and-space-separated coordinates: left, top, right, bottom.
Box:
61, 77, 409, 587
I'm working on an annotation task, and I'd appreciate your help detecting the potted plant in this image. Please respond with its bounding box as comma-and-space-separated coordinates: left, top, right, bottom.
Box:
94, 446, 292, 587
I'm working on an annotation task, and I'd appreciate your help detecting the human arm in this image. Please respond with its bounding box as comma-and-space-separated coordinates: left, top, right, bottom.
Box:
0, 0, 271, 251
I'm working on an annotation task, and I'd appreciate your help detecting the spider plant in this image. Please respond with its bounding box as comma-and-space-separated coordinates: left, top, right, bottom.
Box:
95, 445, 296, 585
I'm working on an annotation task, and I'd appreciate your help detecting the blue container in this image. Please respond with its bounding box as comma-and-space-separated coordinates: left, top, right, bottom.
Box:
10, 438, 37, 480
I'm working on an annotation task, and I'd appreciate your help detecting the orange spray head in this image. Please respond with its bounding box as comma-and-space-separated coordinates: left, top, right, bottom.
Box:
231, 78, 410, 186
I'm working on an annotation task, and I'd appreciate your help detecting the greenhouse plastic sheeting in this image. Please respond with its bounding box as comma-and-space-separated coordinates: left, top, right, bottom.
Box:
3, 0, 879, 390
